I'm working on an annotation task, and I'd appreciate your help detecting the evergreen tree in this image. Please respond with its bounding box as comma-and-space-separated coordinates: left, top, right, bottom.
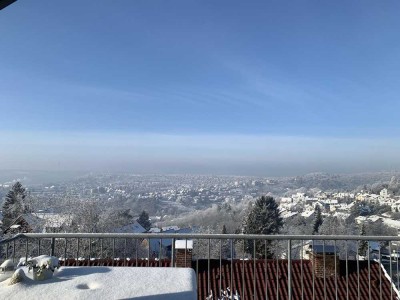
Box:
137, 210, 151, 231
312, 205, 323, 234
222, 224, 227, 234
243, 196, 283, 257
220, 224, 231, 259
2, 182, 29, 230
358, 223, 368, 257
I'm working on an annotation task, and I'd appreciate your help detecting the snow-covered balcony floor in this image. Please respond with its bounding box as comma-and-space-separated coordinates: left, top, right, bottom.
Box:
0, 267, 196, 300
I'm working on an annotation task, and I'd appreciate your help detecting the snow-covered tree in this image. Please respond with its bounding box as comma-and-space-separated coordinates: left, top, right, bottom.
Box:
312, 205, 323, 234
318, 216, 357, 259
222, 224, 227, 234
137, 210, 151, 231
2, 182, 30, 229
70, 200, 100, 233
358, 223, 368, 257
220, 224, 233, 259
193, 226, 221, 259
365, 220, 397, 236
98, 209, 133, 232
242, 196, 283, 257
319, 216, 349, 236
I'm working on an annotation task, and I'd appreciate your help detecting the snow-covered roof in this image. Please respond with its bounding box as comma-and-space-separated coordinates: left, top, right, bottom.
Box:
21, 214, 46, 229
332, 212, 350, 219
32, 212, 72, 229
281, 211, 298, 219
162, 226, 180, 231
0, 267, 196, 300
114, 221, 146, 234
382, 218, 400, 230
175, 240, 193, 249
280, 197, 292, 203
147, 227, 193, 253
148, 227, 191, 234
368, 215, 382, 223
355, 216, 367, 223
301, 210, 314, 218
6, 214, 46, 233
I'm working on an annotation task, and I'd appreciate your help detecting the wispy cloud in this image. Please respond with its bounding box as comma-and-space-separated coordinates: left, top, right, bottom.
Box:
221, 60, 326, 107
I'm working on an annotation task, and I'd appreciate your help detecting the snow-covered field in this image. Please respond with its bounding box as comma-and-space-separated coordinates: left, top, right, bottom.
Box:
0, 266, 196, 300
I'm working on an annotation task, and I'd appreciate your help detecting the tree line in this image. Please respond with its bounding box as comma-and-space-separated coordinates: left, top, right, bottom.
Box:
1, 182, 152, 234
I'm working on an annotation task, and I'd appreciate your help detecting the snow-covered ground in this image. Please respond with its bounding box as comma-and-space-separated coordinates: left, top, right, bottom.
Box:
0, 266, 196, 300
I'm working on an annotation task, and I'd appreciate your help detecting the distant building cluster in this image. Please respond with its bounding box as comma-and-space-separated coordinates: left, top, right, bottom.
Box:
279, 188, 400, 233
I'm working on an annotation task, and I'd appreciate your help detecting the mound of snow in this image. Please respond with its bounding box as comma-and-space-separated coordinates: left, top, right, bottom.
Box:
0, 267, 196, 299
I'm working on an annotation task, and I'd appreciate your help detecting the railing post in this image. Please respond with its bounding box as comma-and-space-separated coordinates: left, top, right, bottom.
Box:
389, 241, 393, 300
185, 239, 187, 268
100, 238, 103, 263
219, 239, 222, 296
230, 239, 233, 294
123, 238, 126, 267
159, 238, 162, 267
51, 237, 55, 256
323, 240, 326, 300
64, 238, 67, 264
208, 238, 211, 297
301, 239, 304, 300
112, 238, 116, 267
76, 238, 80, 267
253, 239, 256, 300
12, 240, 15, 263
312, 240, 315, 300
147, 238, 150, 267
89, 238, 92, 266
171, 238, 175, 267
135, 239, 138, 266
288, 239, 292, 300
346, 240, 349, 300
25, 239, 28, 264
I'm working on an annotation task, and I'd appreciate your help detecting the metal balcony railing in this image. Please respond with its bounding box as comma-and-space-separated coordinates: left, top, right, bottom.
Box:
1, 233, 400, 300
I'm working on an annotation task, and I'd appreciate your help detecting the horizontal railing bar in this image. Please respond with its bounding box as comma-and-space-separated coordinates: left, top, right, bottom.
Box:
2, 233, 400, 244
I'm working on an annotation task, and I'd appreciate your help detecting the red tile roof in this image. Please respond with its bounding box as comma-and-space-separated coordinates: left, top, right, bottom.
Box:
196, 259, 398, 300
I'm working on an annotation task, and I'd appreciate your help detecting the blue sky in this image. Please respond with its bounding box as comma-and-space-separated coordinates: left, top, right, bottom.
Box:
1, 1, 400, 175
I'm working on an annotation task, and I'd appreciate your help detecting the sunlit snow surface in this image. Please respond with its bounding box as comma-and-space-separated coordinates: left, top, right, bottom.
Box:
0, 267, 196, 300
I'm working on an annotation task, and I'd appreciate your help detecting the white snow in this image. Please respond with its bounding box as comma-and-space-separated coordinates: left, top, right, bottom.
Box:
175, 240, 193, 249
0, 259, 14, 269
0, 266, 196, 300
25, 255, 59, 269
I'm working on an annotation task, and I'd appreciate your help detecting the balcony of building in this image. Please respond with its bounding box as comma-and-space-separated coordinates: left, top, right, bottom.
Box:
1, 233, 400, 299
